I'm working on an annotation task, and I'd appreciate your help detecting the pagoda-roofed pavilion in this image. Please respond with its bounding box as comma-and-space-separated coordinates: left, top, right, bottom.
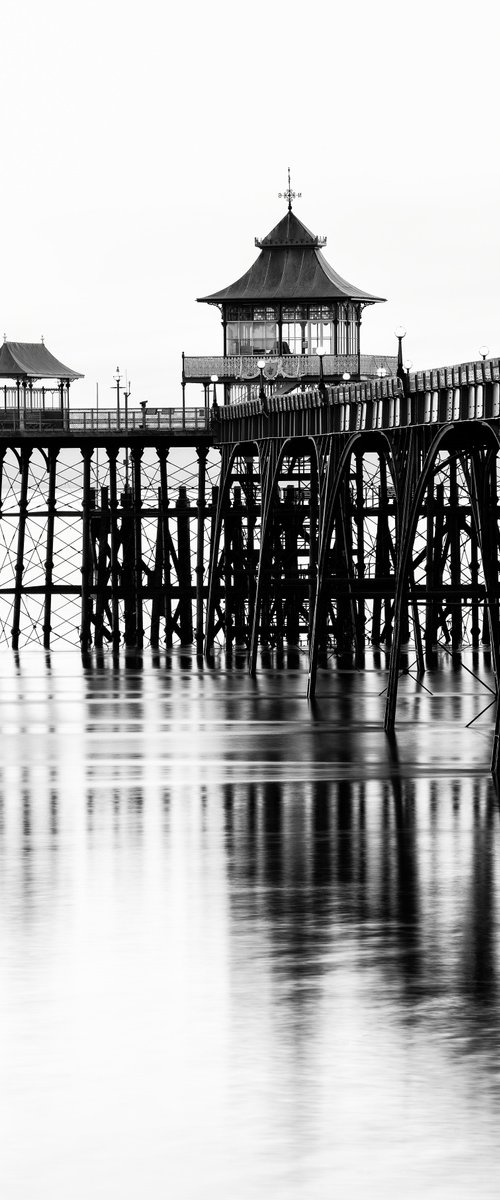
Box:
0, 341, 83, 416
183, 183, 396, 406
198, 207, 384, 360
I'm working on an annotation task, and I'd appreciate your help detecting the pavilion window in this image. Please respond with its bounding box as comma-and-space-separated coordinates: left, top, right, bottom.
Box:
309, 322, 333, 354
337, 306, 346, 354
281, 322, 305, 354
226, 320, 278, 356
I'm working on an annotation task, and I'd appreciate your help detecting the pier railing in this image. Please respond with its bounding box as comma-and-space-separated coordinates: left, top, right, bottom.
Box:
0, 406, 210, 434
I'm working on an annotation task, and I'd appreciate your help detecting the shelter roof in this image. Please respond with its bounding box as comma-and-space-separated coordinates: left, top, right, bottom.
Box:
198, 210, 385, 307
0, 342, 83, 380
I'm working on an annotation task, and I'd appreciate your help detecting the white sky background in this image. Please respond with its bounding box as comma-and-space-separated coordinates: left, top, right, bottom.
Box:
2, 0, 500, 409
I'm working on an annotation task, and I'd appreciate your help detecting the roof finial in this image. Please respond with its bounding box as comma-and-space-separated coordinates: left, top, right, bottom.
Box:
279, 167, 301, 213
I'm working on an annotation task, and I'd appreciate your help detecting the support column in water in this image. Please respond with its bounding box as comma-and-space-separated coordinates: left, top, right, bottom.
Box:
176, 485, 193, 645
12, 447, 31, 651
43, 447, 59, 650
80, 447, 95, 650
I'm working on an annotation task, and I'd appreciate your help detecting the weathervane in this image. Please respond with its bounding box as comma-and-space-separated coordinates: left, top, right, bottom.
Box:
279, 167, 301, 212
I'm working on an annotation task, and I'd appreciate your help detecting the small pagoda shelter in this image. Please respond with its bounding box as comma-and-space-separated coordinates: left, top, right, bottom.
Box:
183, 176, 395, 405
0, 341, 83, 413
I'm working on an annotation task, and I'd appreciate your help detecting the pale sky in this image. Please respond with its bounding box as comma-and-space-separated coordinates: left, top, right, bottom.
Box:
3, 0, 500, 409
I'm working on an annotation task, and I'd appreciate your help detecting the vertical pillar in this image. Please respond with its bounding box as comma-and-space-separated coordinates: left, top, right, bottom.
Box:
469, 513, 480, 648
449, 456, 462, 650
150, 490, 163, 649
204, 483, 221, 652
176, 486, 193, 645
355, 450, 365, 651
384, 431, 422, 731
131, 447, 144, 649
94, 486, 110, 647
245, 457, 257, 633
158, 449, 173, 647
80, 448, 94, 649
196, 446, 208, 653
283, 485, 299, 646
232, 486, 246, 645
43, 447, 58, 649
107, 447, 121, 650
121, 485, 136, 647
0, 447, 6, 515
12, 448, 31, 650
223, 492, 234, 649
425, 480, 446, 657
308, 454, 319, 644
372, 454, 392, 646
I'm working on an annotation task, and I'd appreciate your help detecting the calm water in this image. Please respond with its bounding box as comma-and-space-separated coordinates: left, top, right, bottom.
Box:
0, 649, 499, 1198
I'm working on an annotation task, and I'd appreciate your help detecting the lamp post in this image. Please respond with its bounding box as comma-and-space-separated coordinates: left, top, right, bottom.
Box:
140, 400, 147, 428
210, 375, 219, 429
257, 358, 268, 415
317, 345, 327, 403
395, 326, 409, 397
479, 344, 489, 361
115, 367, 121, 427
342, 372, 351, 383
395, 326, 406, 379
124, 380, 131, 430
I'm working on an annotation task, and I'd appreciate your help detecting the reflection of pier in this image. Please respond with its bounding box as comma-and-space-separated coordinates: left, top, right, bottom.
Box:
221, 775, 500, 1019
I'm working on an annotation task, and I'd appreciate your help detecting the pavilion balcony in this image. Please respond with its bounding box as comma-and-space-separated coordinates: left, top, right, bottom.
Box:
0, 384, 68, 410
182, 353, 398, 386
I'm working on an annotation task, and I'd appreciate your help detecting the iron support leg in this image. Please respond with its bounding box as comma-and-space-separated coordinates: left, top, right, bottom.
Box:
43, 448, 58, 649
80, 448, 94, 650
196, 446, 208, 654
12, 448, 31, 651
132, 448, 144, 649
158, 450, 173, 648
108, 449, 121, 651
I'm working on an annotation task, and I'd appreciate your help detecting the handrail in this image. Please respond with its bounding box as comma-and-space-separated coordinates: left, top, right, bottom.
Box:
0, 407, 211, 433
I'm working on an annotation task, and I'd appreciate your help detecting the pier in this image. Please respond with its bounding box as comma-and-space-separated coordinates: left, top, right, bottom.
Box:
2, 195, 500, 769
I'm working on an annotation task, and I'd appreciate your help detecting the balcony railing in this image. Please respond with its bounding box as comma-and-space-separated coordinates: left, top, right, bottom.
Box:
0, 386, 66, 410
183, 353, 398, 383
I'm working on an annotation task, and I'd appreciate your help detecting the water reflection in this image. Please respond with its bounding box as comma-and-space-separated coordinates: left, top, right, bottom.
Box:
222, 776, 500, 1023
0, 655, 498, 1198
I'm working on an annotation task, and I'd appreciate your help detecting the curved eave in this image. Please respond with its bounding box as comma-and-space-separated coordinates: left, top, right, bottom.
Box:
198, 245, 384, 307
0, 342, 83, 380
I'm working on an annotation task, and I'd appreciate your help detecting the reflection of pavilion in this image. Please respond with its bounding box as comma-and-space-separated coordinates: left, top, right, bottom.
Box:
0, 340, 83, 425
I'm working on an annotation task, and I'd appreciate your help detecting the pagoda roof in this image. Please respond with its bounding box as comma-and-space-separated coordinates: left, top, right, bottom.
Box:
198, 209, 385, 307
0, 341, 83, 380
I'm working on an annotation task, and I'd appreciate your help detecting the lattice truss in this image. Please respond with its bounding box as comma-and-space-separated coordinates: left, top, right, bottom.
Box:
316, 449, 397, 654
260, 451, 314, 648
409, 448, 487, 651
325, 447, 488, 654
0, 446, 221, 649
213, 447, 398, 653
208, 451, 263, 647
